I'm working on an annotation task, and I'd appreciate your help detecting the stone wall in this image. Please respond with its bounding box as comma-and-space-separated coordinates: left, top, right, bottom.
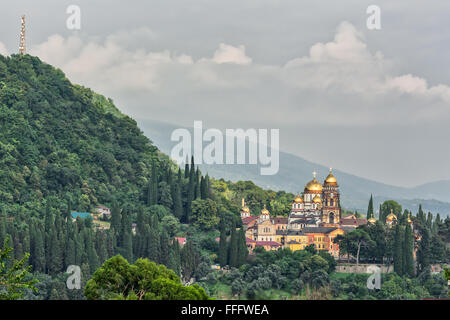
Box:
336, 264, 392, 274
337, 263, 449, 274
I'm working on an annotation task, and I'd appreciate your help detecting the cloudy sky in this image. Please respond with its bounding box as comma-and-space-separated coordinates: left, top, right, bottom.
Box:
1, 1, 450, 187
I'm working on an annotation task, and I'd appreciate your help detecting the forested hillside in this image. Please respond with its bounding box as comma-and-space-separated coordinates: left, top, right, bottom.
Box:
0, 54, 258, 299
0, 54, 447, 301
0, 54, 163, 214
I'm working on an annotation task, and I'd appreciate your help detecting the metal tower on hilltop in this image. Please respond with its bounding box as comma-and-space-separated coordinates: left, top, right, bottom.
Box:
19, 15, 26, 55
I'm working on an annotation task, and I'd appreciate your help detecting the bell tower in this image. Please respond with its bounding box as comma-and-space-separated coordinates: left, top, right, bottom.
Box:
321, 168, 340, 224
19, 15, 26, 55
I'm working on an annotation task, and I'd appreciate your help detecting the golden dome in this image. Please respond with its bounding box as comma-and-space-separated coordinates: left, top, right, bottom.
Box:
305, 172, 323, 193
386, 210, 397, 221
324, 168, 337, 184
407, 212, 412, 223
368, 217, 376, 224
313, 195, 322, 203
261, 205, 270, 215
294, 194, 303, 203
242, 206, 250, 213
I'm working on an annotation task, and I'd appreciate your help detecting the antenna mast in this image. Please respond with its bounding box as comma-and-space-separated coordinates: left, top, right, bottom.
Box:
19, 15, 26, 55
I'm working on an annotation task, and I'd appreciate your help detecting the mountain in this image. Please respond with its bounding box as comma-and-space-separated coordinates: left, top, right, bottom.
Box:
0, 54, 165, 213
137, 119, 450, 216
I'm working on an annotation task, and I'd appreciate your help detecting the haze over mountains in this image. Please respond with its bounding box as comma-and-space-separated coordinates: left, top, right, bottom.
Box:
138, 119, 450, 216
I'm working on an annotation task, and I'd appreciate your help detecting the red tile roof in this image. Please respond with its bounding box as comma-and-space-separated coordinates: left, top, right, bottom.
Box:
242, 216, 257, 225
174, 237, 186, 245
272, 217, 288, 224
255, 241, 282, 247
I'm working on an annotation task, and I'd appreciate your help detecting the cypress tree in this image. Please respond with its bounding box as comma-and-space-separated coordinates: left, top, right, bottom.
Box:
159, 230, 169, 267
184, 156, 190, 179
417, 227, 431, 274
110, 203, 121, 234
87, 231, 100, 273
33, 228, 46, 273
228, 222, 238, 267
65, 237, 76, 268
147, 227, 160, 263
106, 229, 116, 258
48, 230, 63, 274
0, 214, 6, 250
173, 182, 183, 220
185, 157, 196, 223
403, 223, 414, 277
148, 163, 158, 206
180, 239, 200, 281
218, 219, 228, 267
417, 205, 425, 226
66, 197, 73, 221
393, 224, 404, 276
367, 195, 374, 219
122, 231, 133, 263
432, 213, 441, 235
205, 174, 211, 199
426, 212, 433, 231
237, 228, 248, 267
168, 240, 181, 275
195, 167, 201, 200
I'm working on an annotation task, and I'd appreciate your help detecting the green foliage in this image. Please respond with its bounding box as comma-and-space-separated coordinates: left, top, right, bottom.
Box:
367, 194, 374, 219
84, 255, 208, 300
0, 238, 38, 300
380, 200, 402, 223
191, 199, 219, 231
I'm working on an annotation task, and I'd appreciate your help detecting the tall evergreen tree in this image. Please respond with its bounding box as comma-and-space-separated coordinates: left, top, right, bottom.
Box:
228, 223, 238, 267
180, 239, 200, 281
417, 204, 426, 226
168, 240, 181, 275
48, 231, 62, 274
403, 223, 414, 277
110, 203, 121, 234
159, 230, 169, 267
185, 157, 196, 223
426, 212, 433, 231
218, 219, 228, 267
432, 213, 441, 235
32, 227, 45, 273
367, 194, 374, 219
122, 231, 133, 263
417, 227, 431, 274
195, 167, 201, 200
393, 224, 404, 276
147, 227, 160, 263
173, 182, 183, 220
147, 163, 158, 206
236, 228, 248, 267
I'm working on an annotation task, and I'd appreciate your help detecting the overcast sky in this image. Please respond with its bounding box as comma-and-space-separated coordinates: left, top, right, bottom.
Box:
1, 1, 450, 187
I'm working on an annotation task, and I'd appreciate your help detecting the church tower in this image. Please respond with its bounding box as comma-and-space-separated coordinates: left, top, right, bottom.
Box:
19, 15, 26, 55
240, 198, 251, 218
321, 168, 340, 224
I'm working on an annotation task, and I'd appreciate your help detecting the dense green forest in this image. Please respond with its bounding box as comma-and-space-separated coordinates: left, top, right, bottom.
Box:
0, 54, 258, 299
0, 54, 448, 300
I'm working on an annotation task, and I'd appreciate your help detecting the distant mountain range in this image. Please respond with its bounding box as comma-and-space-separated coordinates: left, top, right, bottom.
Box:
137, 119, 450, 217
